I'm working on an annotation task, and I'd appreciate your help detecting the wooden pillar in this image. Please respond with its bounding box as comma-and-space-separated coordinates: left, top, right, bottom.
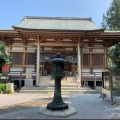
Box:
7, 45, 12, 72
71, 63, 75, 75
7, 45, 12, 56
81, 47, 83, 86
41, 47, 44, 75
77, 42, 81, 86
104, 48, 107, 69
72, 48, 76, 75
90, 48, 93, 73
36, 36, 40, 86
23, 47, 27, 72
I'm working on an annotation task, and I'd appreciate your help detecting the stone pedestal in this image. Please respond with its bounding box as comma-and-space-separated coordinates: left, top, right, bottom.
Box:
26, 71, 32, 79
39, 105, 76, 117
6, 83, 14, 93
24, 78, 33, 89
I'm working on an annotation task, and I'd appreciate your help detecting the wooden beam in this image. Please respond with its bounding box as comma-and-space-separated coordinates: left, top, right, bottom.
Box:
82, 52, 108, 54
82, 66, 106, 68
8, 45, 37, 48
12, 65, 35, 67
7, 50, 35, 53
39, 43, 77, 47
40, 50, 77, 54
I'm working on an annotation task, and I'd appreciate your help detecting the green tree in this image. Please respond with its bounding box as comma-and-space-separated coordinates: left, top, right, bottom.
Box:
101, 0, 120, 30
0, 41, 7, 56
107, 44, 120, 68
101, 0, 120, 68
0, 41, 12, 68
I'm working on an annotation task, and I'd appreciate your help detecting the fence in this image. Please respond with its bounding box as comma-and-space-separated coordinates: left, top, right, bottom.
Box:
102, 69, 120, 104
0, 71, 102, 90
0, 71, 36, 90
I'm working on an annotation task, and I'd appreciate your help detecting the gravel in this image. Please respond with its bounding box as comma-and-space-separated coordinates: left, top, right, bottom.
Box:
0, 94, 120, 119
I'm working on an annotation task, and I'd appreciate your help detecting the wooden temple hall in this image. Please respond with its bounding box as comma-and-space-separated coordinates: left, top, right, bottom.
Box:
0, 16, 120, 88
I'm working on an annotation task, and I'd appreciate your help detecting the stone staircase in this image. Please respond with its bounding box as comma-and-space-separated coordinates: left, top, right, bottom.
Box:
39, 76, 51, 87
20, 76, 101, 94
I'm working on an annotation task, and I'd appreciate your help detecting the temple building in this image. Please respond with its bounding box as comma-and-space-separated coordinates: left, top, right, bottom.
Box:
0, 16, 120, 89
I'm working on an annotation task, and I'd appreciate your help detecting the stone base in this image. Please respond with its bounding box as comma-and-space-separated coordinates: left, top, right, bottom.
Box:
6, 83, 14, 93
24, 78, 33, 89
47, 102, 68, 110
39, 105, 77, 117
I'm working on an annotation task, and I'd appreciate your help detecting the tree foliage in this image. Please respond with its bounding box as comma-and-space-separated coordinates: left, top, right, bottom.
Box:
0, 41, 12, 68
107, 44, 120, 68
101, 0, 120, 30
101, 0, 120, 69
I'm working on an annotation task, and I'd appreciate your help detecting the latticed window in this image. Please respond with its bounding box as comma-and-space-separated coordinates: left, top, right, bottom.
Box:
82, 54, 90, 66
11, 53, 23, 64
26, 53, 36, 65
92, 54, 104, 66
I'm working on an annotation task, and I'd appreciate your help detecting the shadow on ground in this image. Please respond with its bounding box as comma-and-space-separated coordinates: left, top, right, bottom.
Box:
0, 97, 69, 115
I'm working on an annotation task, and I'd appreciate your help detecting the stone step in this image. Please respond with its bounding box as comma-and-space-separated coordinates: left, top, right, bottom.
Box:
50, 82, 78, 85
20, 86, 100, 94
61, 77, 77, 82
39, 76, 51, 86
47, 87, 91, 90
20, 89, 100, 94
21, 89, 93, 92
51, 79, 77, 83
50, 81, 77, 83
38, 76, 78, 87
21, 86, 90, 90
47, 86, 77, 88
41, 76, 76, 80
48, 90, 100, 95
49, 85, 78, 88
50, 80, 92, 88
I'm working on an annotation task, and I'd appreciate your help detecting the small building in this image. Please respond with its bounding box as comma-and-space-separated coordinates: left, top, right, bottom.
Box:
0, 16, 120, 89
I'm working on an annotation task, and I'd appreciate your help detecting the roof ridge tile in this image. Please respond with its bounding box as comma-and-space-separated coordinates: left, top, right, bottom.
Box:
24, 16, 92, 21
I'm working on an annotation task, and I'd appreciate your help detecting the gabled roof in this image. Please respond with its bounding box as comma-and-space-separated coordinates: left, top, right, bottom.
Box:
13, 16, 101, 31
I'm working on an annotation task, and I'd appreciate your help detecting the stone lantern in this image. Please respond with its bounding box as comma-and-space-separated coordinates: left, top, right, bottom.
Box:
47, 53, 68, 110
39, 53, 76, 117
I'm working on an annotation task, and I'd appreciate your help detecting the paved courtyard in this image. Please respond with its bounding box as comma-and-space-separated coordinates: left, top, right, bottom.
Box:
0, 93, 120, 119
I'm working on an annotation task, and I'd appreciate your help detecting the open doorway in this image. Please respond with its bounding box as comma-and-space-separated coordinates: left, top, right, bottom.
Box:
88, 81, 94, 89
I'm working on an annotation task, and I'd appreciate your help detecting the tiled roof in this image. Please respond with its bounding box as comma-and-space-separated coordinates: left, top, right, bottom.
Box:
15, 16, 100, 31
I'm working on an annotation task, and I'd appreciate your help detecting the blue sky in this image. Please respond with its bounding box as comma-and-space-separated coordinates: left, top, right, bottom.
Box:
0, 0, 112, 29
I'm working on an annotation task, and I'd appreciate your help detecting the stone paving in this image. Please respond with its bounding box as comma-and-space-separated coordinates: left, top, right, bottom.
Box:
0, 100, 50, 115
0, 93, 68, 116
0, 93, 120, 119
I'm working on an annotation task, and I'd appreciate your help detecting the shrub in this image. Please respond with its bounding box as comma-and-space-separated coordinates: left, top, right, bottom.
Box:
5, 88, 12, 94
0, 83, 6, 92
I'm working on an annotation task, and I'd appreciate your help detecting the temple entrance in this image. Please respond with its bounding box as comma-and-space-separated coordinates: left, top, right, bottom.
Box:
43, 62, 72, 76
44, 62, 52, 75
64, 63, 72, 76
